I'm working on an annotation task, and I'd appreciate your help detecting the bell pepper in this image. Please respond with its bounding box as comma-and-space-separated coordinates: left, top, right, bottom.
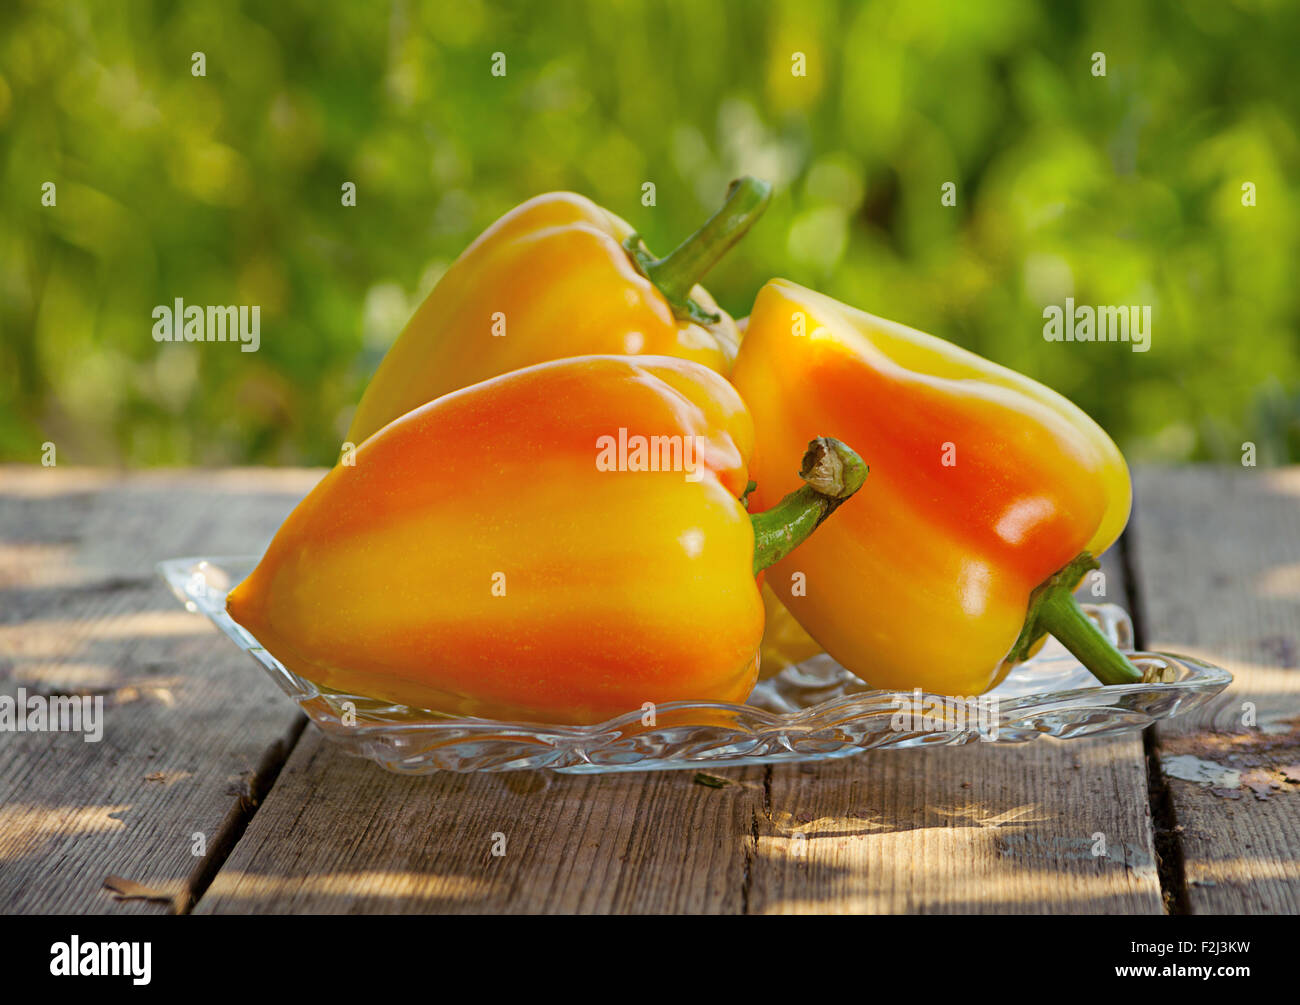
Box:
345, 178, 771, 445
228, 354, 866, 725
731, 279, 1144, 697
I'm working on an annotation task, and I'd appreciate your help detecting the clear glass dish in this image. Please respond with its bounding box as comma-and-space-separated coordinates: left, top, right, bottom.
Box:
159, 556, 1232, 775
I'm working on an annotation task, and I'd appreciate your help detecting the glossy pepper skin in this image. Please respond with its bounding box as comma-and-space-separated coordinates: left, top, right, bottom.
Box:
732, 279, 1136, 697
346, 178, 771, 445
229, 354, 865, 725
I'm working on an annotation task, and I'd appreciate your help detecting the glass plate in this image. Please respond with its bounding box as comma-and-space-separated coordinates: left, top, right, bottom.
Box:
159, 556, 1232, 775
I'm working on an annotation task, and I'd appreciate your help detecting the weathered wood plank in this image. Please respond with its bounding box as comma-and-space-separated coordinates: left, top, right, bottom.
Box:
1130, 467, 1300, 914
0, 467, 317, 913
746, 547, 1164, 914
196, 737, 765, 914
746, 737, 1158, 914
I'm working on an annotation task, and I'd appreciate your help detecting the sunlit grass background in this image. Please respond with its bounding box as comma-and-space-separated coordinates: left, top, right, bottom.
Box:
2, 0, 1298, 466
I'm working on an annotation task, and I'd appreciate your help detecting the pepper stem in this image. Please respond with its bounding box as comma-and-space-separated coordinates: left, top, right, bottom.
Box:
1010, 552, 1147, 685
624, 176, 772, 326
1034, 584, 1144, 685
750, 437, 868, 576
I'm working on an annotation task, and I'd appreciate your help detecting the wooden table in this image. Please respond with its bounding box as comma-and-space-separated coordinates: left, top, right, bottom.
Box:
1, 466, 1297, 915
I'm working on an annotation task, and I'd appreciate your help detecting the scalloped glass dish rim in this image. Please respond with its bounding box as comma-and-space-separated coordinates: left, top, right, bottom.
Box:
159, 555, 1233, 774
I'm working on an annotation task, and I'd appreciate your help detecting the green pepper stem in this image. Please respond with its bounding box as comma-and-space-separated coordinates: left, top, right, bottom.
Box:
1034, 583, 1144, 685
750, 437, 868, 576
624, 176, 772, 326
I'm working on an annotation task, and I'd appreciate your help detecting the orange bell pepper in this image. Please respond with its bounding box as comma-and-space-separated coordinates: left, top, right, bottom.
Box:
346, 178, 771, 445
732, 280, 1142, 697
228, 355, 866, 724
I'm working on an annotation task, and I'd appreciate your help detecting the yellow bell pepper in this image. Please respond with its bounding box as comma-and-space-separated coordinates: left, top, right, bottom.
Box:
347, 179, 771, 444
732, 279, 1140, 697
229, 354, 866, 724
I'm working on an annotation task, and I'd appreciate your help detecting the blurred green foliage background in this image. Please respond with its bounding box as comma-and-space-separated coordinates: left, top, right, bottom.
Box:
2, 0, 1298, 466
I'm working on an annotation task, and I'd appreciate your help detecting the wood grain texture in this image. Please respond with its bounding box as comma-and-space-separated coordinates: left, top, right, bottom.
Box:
747, 737, 1159, 914
196, 732, 766, 914
0, 466, 316, 913
1130, 467, 1300, 914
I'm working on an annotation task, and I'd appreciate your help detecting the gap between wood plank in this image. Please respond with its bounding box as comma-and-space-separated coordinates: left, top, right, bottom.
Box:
175, 713, 308, 914
1119, 517, 1191, 915
740, 765, 772, 915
